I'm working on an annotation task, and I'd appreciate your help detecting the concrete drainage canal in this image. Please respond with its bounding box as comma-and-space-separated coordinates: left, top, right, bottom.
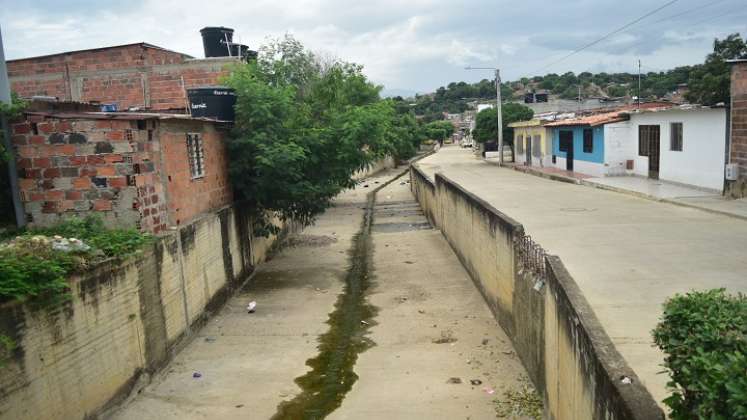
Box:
271, 172, 410, 420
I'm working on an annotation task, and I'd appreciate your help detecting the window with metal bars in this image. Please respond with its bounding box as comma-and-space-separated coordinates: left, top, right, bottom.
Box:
583, 129, 593, 153
639, 125, 659, 156
532, 135, 542, 158
516, 135, 524, 154
186, 133, 205, 179
670, 122, 683, 151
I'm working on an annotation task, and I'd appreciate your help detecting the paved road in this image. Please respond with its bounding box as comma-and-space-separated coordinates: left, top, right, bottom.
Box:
109, 167, 531, 419
417, 146, 747, 407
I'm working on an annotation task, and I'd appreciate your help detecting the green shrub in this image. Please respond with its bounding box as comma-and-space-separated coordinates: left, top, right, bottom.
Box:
0, 216, 151, 303
652, 289, 747, 419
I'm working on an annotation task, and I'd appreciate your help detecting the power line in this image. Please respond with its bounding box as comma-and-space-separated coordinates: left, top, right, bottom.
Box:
533, 0, 680, 74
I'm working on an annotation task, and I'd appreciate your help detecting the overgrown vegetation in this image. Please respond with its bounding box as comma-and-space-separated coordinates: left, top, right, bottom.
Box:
652, 289, 747, 419
0, 217, 151, 303
473, 103, 534, 145
225, 35, 426, 235
494, 386, 543, 419
411, 33, 746, 119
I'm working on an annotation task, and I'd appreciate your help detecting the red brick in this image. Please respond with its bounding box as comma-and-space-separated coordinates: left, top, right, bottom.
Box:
12, 123, 30, 135
57, 121, 73, 131
17, 158, 32, 169
87, 155, 106, 165
108, 177, 127, 188
33, 157, 51, 168
37, 122, 55, 134
19, 178, 36, 190
72, 177, 91, 189
59, 201, 74, 212
65, 190, 83, 200
25, 169, 43, 179
16, 146, 36, 158
106, 130, 124, 141
104, 154, 124, 163
80, 167, 97, 177
43, 168, 61, 179
53, 144, 75, 156
93, 200, 112, 211
95, 120, 112, 129
96, 166, 116, 176
29, 192, 45, 202
45, 190, 65, 201
42, 201, 59, 213
28, 135, 46, 145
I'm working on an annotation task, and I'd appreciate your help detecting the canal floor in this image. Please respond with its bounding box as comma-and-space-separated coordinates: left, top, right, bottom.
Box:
109, 167, 531, 420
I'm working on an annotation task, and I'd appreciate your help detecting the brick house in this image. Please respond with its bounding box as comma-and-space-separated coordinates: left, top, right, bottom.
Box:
727, 59, 747, 198
7, 43, 237, 111
11, 107, 233, 233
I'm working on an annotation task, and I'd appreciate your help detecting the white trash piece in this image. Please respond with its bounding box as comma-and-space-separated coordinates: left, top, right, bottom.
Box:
246, 301, 257, 313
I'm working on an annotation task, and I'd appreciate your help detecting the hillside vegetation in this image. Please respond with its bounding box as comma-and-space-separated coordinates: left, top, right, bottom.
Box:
411, 33, 747, 122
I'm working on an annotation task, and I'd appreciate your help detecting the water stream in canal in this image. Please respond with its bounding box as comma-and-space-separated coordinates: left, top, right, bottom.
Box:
272, 171, 407, 420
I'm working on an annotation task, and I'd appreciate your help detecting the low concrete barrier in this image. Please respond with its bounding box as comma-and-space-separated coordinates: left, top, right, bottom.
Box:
410, 164, 663, 420
0, 206, 286, 420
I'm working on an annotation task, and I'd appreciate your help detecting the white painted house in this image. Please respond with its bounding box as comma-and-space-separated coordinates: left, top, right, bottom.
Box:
624, 106, 728, 191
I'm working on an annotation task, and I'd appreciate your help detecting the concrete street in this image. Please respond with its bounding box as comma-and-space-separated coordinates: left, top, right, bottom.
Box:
417, 146, 747, 407
109, 167, 531, 419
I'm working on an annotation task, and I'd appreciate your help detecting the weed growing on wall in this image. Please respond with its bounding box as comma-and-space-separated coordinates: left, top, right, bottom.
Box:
0, 216, 151, 304
652, 289, 747, 419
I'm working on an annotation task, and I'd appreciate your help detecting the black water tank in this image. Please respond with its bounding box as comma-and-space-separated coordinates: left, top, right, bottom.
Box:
187, 87, 236, 121
200, 27, 234, 58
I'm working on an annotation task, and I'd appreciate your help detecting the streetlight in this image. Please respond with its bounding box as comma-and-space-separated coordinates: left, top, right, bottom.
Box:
466, 65, 503, 165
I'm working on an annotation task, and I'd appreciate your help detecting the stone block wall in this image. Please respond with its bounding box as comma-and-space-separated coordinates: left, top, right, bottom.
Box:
727, 61, 747, 198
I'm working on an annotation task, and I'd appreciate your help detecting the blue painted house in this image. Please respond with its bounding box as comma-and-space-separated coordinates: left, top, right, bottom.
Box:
545, 111, 630, 177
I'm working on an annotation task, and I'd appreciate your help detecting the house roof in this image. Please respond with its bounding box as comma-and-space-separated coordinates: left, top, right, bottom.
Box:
6, 43, 193, 63
25, 110, 228, 123
508, 119, 542, 128
620, 104, 725, 117
544, 111, 628, 127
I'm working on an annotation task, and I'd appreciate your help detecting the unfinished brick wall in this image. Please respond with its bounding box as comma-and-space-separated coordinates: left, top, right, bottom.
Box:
159, 121, 233, 226
12, 115, 168, 232
12, 114, 233, 233
727, 62, 747, 198
8, 44, 234, 111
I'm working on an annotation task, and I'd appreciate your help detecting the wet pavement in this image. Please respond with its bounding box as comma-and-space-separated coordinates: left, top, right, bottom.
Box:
109, 166, 531, 420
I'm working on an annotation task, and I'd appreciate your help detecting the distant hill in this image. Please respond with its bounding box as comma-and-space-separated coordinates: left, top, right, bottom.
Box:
380, 88, 421, 99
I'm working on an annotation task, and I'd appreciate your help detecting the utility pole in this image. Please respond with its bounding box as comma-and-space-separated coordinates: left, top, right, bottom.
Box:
0, 24, 25, 228
637, 59, 642, 109
495, 69, 503, 165
466, 65, 504, 165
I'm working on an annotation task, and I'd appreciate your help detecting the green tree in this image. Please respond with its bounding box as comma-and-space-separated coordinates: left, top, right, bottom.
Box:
224, 36, 402, 234
472, 103, 534, 144
687, 33, 747, 105
425, 120, 454, 142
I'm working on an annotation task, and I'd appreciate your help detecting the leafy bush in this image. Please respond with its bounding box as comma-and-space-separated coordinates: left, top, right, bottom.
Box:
652, 289, 747, 419
0, 217, 151, 303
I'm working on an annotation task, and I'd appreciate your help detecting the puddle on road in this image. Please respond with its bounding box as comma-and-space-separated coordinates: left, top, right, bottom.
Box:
272, 172, 406, 420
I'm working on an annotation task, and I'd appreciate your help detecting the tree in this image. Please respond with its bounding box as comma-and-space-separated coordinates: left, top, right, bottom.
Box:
687, 33, 747, 105
425, 120, 454, 142
472, 103, 534, 144
224, 35, 408, 234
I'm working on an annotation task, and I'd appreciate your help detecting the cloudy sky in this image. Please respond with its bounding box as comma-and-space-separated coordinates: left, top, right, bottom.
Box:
0, 0, 745, 95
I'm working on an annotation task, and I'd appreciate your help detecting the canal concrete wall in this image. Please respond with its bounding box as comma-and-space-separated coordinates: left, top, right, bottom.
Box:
410, 164, 663, 420
0, 205, 286, 420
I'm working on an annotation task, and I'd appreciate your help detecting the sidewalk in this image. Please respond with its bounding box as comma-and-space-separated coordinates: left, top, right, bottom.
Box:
508, 163, 747, 221
417, 146, 747, 409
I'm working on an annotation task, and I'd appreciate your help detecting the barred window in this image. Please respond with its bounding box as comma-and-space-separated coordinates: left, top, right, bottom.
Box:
516, 135, 524, 154
186, 133, 205, 179
532, 135, 542, 158
583, 129, 593, 153
639, 125, 659, 156
670, 122, 683, 151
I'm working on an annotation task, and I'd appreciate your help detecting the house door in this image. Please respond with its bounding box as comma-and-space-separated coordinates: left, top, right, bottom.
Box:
559, 130, 574, 171
526, 137, 532, 166
639, 125, 660, 179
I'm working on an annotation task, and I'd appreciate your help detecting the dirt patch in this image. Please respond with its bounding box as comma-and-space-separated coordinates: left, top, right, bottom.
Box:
284, 234, 338, 248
